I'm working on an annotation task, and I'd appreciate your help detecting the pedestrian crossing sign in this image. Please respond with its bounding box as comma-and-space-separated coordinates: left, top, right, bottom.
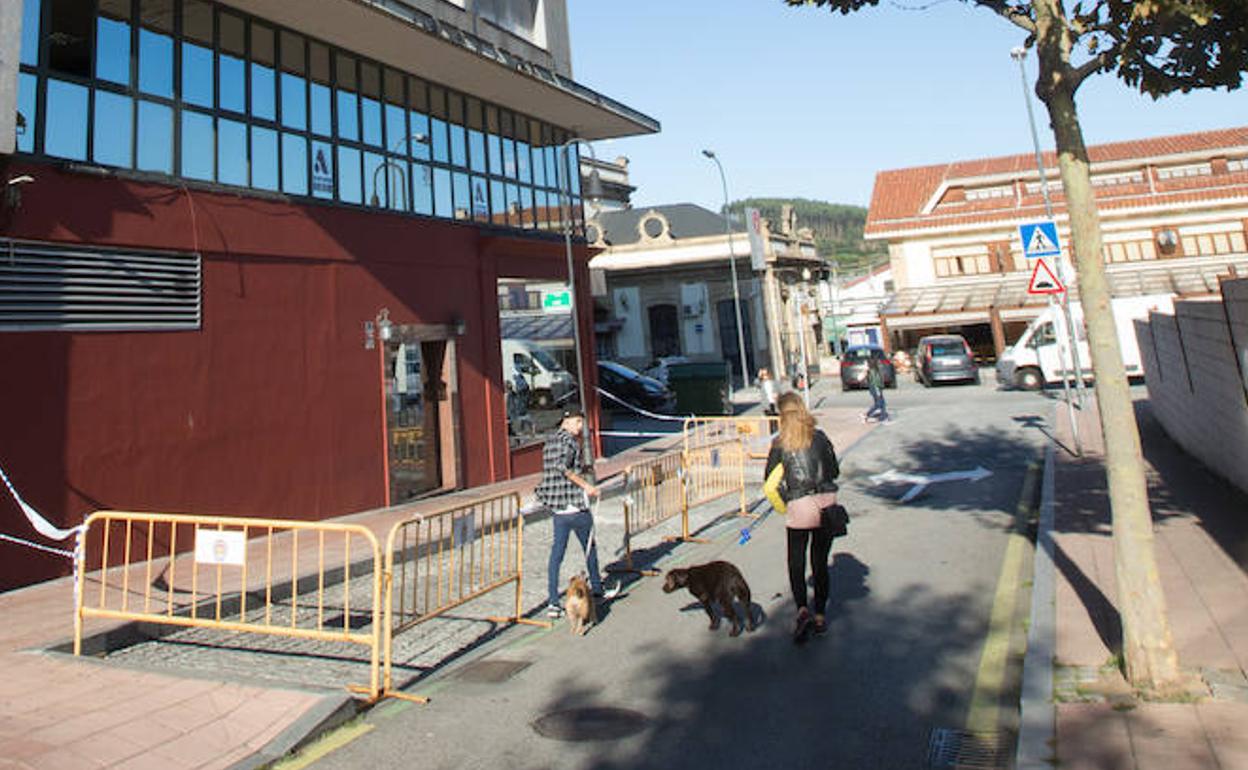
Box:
1018, 220, 1062, 260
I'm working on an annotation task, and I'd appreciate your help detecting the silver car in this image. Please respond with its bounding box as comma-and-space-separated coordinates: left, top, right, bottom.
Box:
915, 335, 980, 386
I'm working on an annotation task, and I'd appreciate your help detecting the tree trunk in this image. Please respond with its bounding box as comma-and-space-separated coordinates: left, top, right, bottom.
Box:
1032, 0, 1180, 690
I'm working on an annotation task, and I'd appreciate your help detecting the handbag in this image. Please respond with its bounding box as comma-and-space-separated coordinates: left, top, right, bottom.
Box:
820, 503, 849, 537
763, 463, 787, 514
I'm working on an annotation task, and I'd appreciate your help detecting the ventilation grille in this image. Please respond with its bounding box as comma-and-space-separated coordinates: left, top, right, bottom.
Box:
0, 240, 201, 332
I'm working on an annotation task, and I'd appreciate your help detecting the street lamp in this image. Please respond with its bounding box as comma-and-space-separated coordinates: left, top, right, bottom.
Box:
556, 138, 603, 475
1011, 45, 1083, 454
369, 133, 429, 210
701, 149, 752, 394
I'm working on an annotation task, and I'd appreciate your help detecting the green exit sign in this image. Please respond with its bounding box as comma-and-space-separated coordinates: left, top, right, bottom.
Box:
542, 290, 572, 312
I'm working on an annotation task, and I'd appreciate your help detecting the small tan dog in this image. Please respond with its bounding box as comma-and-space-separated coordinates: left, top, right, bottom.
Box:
564, 573, 596, 636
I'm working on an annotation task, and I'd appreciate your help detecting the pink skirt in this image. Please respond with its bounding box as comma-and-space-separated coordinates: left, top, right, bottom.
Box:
785, 492, 837, 530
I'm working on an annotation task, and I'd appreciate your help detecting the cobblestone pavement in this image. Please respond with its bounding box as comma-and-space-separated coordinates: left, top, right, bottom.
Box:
102, 483, 763, 694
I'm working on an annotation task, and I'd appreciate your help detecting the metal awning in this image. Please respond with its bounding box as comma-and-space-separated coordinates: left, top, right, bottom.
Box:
500, 312, 572, 345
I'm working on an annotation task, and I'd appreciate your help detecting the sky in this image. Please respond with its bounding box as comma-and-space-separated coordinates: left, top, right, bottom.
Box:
566, 0, 1248, 212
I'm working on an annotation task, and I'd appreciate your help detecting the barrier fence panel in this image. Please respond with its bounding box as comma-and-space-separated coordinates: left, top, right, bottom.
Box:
614, 451, 686, 575
73, 511, 383, 699
684, 415, 778, 459
684, 439, 747, 521
383, 491, 546, 699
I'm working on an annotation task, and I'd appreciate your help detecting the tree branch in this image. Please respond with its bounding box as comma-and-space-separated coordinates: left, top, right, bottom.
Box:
1071, 48, 1117, 88
973, 0, 1035, 33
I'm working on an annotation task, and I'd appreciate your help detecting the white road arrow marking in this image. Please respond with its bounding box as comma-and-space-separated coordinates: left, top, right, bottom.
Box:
870, 466, 993, 503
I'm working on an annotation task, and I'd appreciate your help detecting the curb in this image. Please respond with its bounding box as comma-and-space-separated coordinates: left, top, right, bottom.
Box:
1015, 437, 1057, 768
226, 693, 357, 770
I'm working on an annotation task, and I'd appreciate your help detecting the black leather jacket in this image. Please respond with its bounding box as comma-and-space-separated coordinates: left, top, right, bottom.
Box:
764, 430, 840, 502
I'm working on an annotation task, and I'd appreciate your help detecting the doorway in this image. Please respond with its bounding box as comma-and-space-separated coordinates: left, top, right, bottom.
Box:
648, 304, 680, 359
717, 298, 756, 387
383, 335, 455, 503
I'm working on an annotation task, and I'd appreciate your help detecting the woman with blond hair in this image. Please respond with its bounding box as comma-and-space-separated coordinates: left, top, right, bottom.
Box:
764, 391, 841, 641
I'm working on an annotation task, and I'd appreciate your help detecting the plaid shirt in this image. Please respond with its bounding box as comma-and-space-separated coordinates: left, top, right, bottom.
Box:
535, 429, 588, 512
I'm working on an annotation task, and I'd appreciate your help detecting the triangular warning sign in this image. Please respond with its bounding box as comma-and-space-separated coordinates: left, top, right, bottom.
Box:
1027, 226, 1058, 256
1028, 259, 1065, 295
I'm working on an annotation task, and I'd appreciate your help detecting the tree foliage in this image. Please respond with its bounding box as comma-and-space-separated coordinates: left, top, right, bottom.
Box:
723, 197, 886, 271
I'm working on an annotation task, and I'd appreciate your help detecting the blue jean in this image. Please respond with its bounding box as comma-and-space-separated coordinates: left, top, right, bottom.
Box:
547, 509, 604, 605
867, 387, 888, 421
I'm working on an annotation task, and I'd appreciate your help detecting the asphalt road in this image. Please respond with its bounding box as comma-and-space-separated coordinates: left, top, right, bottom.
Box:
292, 373, 1056, 770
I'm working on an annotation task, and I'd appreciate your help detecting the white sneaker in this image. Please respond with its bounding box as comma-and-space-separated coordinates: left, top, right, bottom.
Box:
595, 582, 622, 601
545, 604, 564, 618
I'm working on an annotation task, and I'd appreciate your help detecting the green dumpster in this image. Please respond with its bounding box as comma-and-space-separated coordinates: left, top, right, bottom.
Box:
667, 361, 732, 416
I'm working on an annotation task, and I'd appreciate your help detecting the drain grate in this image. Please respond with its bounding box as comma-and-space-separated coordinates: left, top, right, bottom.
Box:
454, 658, 531, 684
532, 707, 649, 742
927, 729, 1012, 768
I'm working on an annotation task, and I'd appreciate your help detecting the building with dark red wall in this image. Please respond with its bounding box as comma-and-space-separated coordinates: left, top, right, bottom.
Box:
0, 0, 657, 590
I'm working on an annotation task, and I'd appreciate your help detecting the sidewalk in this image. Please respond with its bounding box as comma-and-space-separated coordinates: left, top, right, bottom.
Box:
0, 379, 866, 770
1038, 396, 1248, 769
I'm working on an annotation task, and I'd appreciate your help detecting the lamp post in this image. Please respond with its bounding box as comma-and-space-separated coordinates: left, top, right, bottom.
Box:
1011, 45, 1083, 455
702, 150, 752, 395
557, 137, 603, 474
370, 133, 428, 210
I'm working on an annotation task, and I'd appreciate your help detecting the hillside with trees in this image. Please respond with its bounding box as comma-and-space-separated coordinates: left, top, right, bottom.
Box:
727, 197, 886, 273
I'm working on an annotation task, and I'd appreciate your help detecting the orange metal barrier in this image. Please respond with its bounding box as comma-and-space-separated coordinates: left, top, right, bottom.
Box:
683, 415, 778, 459
684, 439, 747, 518
614, 451, 687, 575
74, 511, 383, 699
382, 491, 547, 700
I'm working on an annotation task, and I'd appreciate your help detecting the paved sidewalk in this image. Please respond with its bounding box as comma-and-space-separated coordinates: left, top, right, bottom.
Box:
1044, 396, 1248, 769
0, 379, 866, 770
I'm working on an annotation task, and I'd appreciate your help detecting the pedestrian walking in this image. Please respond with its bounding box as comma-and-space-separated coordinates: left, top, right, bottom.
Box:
758, 368, 778, 416
764, 392, 841, 642
534, 408, 611, 618
865, 356, 889, 423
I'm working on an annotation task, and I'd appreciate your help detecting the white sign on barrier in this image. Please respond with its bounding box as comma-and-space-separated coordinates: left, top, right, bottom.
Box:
452, 512, 476, 546
194, 529, 246, 566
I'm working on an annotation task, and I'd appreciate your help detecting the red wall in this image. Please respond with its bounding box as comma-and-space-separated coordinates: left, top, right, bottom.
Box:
0, 160, 599, 590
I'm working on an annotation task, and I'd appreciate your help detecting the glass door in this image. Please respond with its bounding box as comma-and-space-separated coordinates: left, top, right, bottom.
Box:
384, 338, 443, 502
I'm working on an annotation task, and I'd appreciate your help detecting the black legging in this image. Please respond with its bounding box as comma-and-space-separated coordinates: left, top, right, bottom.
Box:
787, 526, 834, 613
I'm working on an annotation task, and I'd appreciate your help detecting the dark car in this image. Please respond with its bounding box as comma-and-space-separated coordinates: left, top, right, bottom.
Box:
840, 345, 896, 391
915, 334, 980, 386
597, 360, 677, 414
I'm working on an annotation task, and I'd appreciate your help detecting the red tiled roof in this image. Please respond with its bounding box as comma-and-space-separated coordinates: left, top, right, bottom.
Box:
866, 126, 1248, 237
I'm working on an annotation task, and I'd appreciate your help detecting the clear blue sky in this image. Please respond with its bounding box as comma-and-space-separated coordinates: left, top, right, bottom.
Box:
567, 1, 1248, 211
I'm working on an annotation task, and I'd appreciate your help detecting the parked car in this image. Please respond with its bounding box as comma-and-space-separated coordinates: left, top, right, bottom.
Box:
642, 355, 692, 385
598, 360, 677, 414
914, 334, 980, 386
840, 346, 896, 391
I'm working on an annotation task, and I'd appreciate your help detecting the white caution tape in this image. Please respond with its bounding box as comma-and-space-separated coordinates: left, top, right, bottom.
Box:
595, 387, 690, 422
0, 532, 77, 558
0, 463, 84, 566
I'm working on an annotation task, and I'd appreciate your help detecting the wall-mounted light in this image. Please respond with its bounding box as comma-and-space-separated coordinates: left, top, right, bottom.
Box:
451, 315, 467, 336
364, 307, 393, 349
5, 175, 34, 212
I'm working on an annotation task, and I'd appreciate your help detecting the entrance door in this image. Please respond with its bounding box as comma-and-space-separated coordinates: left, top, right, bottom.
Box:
648, 304, 681, 358
717, 298, 755, 387
384, 339, 445, 502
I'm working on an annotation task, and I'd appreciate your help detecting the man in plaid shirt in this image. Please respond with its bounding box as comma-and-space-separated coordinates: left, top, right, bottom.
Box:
535, 408, 609, 617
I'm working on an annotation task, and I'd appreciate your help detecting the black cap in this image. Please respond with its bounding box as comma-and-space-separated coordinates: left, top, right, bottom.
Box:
562, 407, 584, 419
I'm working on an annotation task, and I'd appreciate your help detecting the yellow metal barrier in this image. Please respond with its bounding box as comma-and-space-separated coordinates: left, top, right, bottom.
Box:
684, 438, 747, 518
614, 451, 687, 575
683, 415, 778, 459
73, 511, 383, 700
382, 491, 547, 701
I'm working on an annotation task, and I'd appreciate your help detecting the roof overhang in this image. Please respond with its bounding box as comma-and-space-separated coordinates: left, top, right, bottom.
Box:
222, 0, 659, 140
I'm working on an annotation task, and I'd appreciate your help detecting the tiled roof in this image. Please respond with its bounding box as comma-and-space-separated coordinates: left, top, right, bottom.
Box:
594, 203, 744, 246
867, 126, 1248, 237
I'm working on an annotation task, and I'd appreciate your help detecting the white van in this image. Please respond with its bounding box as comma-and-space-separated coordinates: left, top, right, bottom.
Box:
996, 294, 1175, 390
501, 339, 576, 408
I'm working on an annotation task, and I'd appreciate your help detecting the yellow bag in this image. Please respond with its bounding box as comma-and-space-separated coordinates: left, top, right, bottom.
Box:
763, 463, 786, 514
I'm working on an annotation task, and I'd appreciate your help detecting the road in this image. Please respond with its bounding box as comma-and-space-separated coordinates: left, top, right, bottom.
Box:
289, 373, 1055, 770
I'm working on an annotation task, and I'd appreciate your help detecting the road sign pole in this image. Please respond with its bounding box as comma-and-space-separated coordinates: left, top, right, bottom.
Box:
1050, 293, 1081, 454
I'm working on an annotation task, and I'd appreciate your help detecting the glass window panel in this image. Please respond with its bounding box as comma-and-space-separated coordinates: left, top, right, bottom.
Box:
545, 146, 558, 190
465, 98, 482, 130
138, 29, 174, 97
364, 152, 387, 207
251, 23, 274, 65
471, 176, 489, 222
383, 69, 403, 103
428, 86, 446, 120
490, 179, 505, 225
506, 183, 520, 227
309, 42, 330, 83
48, 0, 92, 77
21, 0, 41, 66
408, 111, 430, 160
336, 90, 359, 141
447, 92, 463, 124
280, 31, 305, 74
139, 0, 172, 33
407, 77, 428, 113
469, 129, 486, 173
251, 63, 276, 121
488, 134, 502, 177
311, 140, 333, 198
183, 0, 212, 44
502, 138, 516, 179
387, 159, 409, 211
361, 97, 382, 147
335, 53, 357, 89
385, 104, 406, 155
433, 168, 452, 218
430, 118, 448, 163
450, 124, 467, 169
181, 43, 213, 108
251, 127, 278, 190
517, 141, 531, 184
530, 143, 544, 187
138, 101, 172, 173
281, 133, 308, 195
412, 162, 433, 215
360, 63, 380, 98
219, 12, 245, 56
310, 82, 331, 136
16, 73, 36, 153
217, 118, 248, 186
337, 146, 362, 204
219, 55, 245, 113
92, 91, 132, 168
568, 147, 582, 196
280, 73, 306, 130
520, 186, 535, 228
180, 110, 214, 180
452, 173, 470, 220
95, 11, 131, 86
44, 79, 88, 160
534, 189, 549, 229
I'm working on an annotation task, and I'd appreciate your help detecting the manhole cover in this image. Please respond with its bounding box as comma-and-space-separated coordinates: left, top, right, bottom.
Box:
927, 728, 1011, 768
454, 659, 531, 684
532, 707, 649, 742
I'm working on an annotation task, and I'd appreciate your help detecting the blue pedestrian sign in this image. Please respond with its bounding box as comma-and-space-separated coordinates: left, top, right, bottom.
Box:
1018, 220, 1062, 260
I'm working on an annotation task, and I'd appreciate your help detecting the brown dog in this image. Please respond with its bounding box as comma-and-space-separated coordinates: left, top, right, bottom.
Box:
564, 573, 596, 636
662, 560, 756, 637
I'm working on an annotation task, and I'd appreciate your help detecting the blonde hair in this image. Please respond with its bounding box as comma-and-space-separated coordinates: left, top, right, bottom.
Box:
777, 392, 815, 453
